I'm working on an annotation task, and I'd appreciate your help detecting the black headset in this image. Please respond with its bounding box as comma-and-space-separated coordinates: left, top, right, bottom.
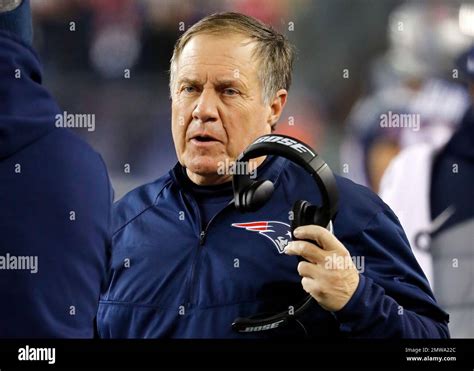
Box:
231, 134, 339, 333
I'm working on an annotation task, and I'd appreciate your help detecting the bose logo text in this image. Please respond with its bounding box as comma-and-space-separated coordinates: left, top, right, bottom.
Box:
254, 136, 315, 156
242, 321, 284, 332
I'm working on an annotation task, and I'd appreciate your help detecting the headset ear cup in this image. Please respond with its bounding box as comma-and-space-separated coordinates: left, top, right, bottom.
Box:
312, 208, 330, 229
291, 201, 331, 236
291, 200, 309, 236
243, 180, 274, 212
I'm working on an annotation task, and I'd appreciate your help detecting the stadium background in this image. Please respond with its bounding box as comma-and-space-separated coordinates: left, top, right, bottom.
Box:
29, 0, 474, 199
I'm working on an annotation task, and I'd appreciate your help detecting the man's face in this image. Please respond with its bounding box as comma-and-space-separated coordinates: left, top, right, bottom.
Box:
171, 33, 281, 185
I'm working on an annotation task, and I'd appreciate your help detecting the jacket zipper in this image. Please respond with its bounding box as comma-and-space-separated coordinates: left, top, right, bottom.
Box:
185, 198, 234, 307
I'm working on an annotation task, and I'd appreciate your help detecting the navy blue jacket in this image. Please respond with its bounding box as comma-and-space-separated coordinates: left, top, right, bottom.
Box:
0, 31, 111, 337
98, 154, 449, 338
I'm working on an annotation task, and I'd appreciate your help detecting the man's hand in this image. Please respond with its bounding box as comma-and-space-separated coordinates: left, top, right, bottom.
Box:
284, 225, 360, 312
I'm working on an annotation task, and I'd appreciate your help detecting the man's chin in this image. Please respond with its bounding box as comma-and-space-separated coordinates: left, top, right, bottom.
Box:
185, 157, 222, 176
183, 156, 235, 184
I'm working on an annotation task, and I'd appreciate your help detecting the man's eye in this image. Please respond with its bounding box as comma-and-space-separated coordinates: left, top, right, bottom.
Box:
182, 86, 197, 94
223, 88, 239, 96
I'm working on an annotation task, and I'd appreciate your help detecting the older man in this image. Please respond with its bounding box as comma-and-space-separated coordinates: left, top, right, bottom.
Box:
97, 12, 449, 338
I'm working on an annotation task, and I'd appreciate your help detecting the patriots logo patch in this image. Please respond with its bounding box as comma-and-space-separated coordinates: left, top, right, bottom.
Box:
231, 221, 292, 254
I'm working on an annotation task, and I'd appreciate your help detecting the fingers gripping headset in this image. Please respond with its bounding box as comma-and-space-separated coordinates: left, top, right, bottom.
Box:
231, 134, 339, 333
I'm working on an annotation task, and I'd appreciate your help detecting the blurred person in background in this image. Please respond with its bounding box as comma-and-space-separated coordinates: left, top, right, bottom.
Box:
429, 45, 474, 338
381, 44, 474, 338
341, 1, 472, 192
342, 1, 472, 293
97, 12, 449, 339
0, 0, 111, 337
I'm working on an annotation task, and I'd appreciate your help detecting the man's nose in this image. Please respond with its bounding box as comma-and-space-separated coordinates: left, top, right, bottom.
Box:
192, 88, 219, 123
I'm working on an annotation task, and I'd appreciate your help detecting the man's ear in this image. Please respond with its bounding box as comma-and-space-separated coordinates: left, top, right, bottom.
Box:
267, 89, 288, 130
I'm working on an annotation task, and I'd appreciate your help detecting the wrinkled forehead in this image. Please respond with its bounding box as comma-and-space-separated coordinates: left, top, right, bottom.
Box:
175, 33, 260, 82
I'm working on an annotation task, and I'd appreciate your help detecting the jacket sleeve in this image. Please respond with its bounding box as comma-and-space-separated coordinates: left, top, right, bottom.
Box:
333, 208, 450, 338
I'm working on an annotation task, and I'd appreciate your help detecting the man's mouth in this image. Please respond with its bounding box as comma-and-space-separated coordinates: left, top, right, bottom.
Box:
193, 135, 217, 142
189, 134, 221, 146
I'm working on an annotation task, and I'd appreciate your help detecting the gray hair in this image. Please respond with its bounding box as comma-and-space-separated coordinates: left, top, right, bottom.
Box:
169, 12, 295, 104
